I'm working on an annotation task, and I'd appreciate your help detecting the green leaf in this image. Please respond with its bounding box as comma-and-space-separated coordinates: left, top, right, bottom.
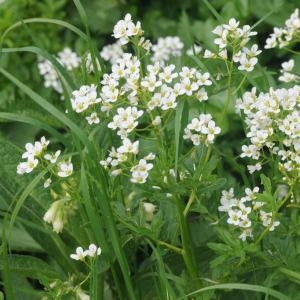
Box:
207, 242, 232, 254
0, 67, 93, 154
175, 99, 188, 176
198, 178, 226, 194
260, 174, 272, 194
0, 112, 70, 148
182, 283, 290, 300
0, 254, 60, 280
0, 18, 88, 46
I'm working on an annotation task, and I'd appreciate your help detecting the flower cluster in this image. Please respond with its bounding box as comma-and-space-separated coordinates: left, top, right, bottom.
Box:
186, 44, 202, 56
70, 244, 102, 261
151, 36, 184, 64
183, 114, 221, 145
107, 106, 143, 138
17, 136, 73, 187
113, 13, 143, 45
278, 59, 299, 83
100, 42, 124, 64
219, 187, 280, 241
205, 18, 260, 72
69, 15, 216, 186
17, 136, 49, 175
237, 85, 300, 182
265, 9, 300, 49
71, 84, 101, 124
38, 48, 81, 94
130, 158, 154, 184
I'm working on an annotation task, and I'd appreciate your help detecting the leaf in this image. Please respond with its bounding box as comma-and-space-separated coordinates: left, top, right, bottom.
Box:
0, 67, 93, 154
279, 267, 300, 285
0, 254, 60, 280
260, 174, 272, 194
0, 221, 43, 252
0, 112, 70, 148
182, 283, 290, 300
0, 18, 88, 46
207, 242, 232, 254
198, 178, 226, 194
174, 98, 188, 176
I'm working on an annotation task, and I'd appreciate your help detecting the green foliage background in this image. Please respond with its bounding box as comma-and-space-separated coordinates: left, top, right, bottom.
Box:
1, 0, 300, 299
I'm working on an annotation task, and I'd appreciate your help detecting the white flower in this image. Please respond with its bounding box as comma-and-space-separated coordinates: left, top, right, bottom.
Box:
152, 116, 161, 126
112, 14, 143, 45
17, 157, 39, 174
227, 209, 242, 226
186, 44, 202, 56
196, 72, 212, 86
223, 18, 240, 31
84, 244, 102, 257
44, 178, 52, 188
196, 88, 208, 102
100, 42, 124, 64
143, 202, 156, 221
70, 247, 86, 261
130, 159, 153, 184
247, 163, 262, 174
43, 200, 65, 233
238, 56, 258, 72
57, 160, 73, 177
203, 49, 216, 58
239, 229, 253, 241
118, 138, 139, 155
44, 150, 61, 163
86, 112, 100, 125
281, 59, 294, 72
151, 36, 183, 63
57, 48, 81, 71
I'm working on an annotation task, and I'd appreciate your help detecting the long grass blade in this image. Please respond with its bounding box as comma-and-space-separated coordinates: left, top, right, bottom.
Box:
182, 283, 290, 300
0, 67, 93, 153
0, 112, 70, 147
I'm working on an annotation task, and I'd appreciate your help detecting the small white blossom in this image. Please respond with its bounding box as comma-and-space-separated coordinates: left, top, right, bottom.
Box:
57, 160, 73, 177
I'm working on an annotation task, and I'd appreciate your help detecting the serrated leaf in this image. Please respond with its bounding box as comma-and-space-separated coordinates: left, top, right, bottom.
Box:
260, 174, 272, 194
207, 242, 232, 254
198, 178, 226, 194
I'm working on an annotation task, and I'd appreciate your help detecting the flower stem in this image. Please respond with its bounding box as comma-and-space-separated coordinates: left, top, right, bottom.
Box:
255, 187, 294, 245
221, 60, 234, 122
175, 195, 200, 287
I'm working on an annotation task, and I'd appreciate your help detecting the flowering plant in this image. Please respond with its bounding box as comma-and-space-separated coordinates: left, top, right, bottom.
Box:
1, 2, 300, 299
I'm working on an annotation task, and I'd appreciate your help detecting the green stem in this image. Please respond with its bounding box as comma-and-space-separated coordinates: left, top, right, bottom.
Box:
184, 146, 211, 217
233, 74, 247, 95
174, 195, 200, 286
157, 240, 183, 254
255, 187, 294, 245
221, 60, 234, 122
183, 190, 196, 217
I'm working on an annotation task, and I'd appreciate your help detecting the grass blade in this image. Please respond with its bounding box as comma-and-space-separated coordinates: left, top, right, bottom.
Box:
0, 112, 70, 147
0, 67, 93, 153
0, 18, 88, 48
174, 99, 188, 177
202, 0, 224, 23
183, 283, 290, 300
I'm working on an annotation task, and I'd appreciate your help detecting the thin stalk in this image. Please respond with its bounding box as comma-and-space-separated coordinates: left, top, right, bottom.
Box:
255, 187, 294, 245
183, 190, 196, 217
174, 195, 200, 286
184, 146, 211, 217
232, 74, 247, 95
157, 240, 183, 254
220, 60, 234, 122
